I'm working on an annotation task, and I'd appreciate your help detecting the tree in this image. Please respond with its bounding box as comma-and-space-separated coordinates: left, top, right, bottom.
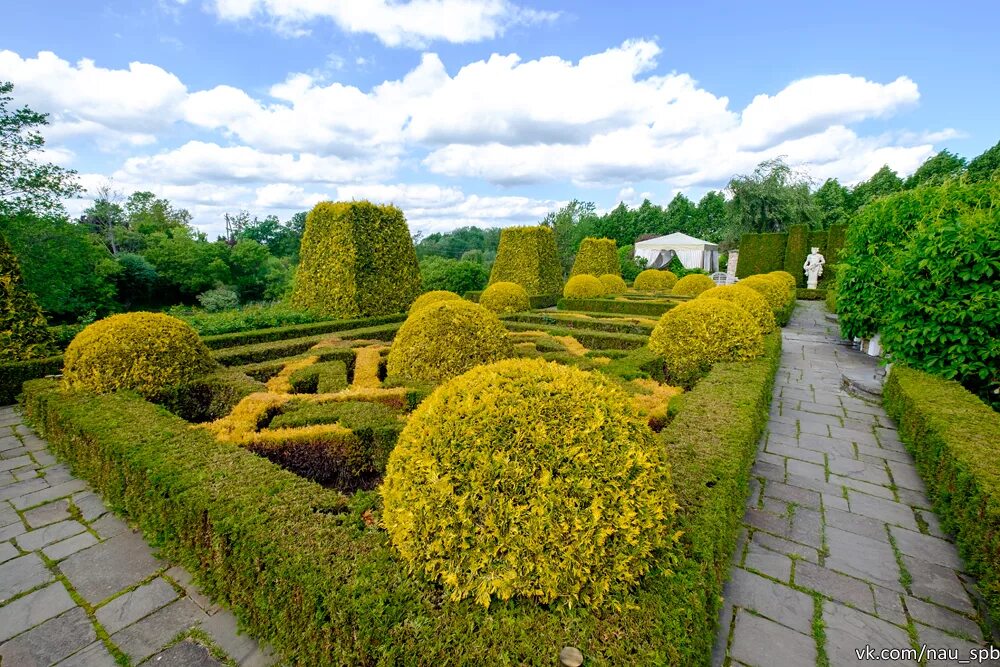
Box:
418, 256, 489, 294
663, 194, 697, 236
904, 150, 966, 188
124, 191, 191, 237
79, 184, 127, 255
723, 158, 818, 242
813, 178, 852, 228
0, 82, 82, 216
112, 253, 159, 310
0, 231, 54, 361
851, 165, 903, 209
967, 140, 1000, 183
694, 191, 727, 242
593, 201, 637, 248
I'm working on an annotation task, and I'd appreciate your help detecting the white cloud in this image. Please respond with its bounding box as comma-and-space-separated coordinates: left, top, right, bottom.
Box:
203, 0, 559, 47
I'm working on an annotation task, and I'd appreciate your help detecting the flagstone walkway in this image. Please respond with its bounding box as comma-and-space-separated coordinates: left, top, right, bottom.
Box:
0, 407, 276, 666
712, 301, 994, 666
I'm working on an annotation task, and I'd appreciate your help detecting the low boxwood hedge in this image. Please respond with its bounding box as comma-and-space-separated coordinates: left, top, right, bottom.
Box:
557, 298, 677, 317
503, 312, 655, 336
883, 366, 1000, 626
795, 288, 827, 300
503, 322, 648, 350
0, 355, 63, 405
19, 328, 780, 664
465, 291, 559, 309
214, 324, 401, 366
201, 314, 405, 350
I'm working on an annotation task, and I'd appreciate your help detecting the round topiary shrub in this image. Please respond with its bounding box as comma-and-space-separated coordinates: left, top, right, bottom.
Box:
381, 357, 677, 607
769, 270, 797, 290
739, 275, 790, 314
479, 281, 530, 314
633, 269, 677, 291
599, 273, 627, 294
698, 285, 776, 334
670, 273, 716, 297
63, 313, 218, 398
648, 298, 764, 385
563, 274, 606, 299
386, 300, 513, 383
410, 290, 462, 313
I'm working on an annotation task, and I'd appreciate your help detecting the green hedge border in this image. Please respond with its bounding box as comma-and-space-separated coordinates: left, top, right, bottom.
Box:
503, 321, 648, 350
0, 356, 63, 405
883, 366, 1000, 626
19, 328, 781, 664
503, 312, 655, 336
201, 314, 405, 350
796, 288, 827, 300
464, 291, 559, 309
557, 298, 676, 316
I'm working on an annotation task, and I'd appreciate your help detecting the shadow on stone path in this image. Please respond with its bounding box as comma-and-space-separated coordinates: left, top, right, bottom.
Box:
0, 408, 276, 666
712, 301, 994, 666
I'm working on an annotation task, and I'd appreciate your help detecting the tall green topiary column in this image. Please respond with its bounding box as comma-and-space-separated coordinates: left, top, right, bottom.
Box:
488, 226, 563, 295
570, 237, 620, 277
0, 233, 54, 362
291, 201, 422, 318
783, 224, 809, 288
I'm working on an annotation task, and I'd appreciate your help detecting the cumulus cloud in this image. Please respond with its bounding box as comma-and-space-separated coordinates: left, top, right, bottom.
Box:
202, 0, 559, 47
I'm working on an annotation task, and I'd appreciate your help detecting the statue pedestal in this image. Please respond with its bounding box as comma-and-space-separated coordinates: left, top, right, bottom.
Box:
807, 276, 819, 289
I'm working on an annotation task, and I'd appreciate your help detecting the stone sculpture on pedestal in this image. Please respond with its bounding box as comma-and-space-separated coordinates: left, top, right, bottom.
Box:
803, 247, 825, 289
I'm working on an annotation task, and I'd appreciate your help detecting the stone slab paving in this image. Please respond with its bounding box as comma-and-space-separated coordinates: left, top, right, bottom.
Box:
713, 301, 997, 666
0, 406, 278, 666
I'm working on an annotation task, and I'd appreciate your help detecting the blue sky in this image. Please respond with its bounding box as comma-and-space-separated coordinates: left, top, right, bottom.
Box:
2, 0, 997, 237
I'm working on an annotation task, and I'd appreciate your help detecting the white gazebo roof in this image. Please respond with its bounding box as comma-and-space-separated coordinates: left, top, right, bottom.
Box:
634, 232, 718, 249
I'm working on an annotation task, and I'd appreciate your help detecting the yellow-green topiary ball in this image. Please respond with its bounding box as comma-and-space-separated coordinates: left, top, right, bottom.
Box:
739, 275, 790, 314
410, 290, 462, 313
698, 285, 776, 334
648, 298, 764, 385
769, 271, 797, 289
599, 273, 627, 294
387, 300, 513, 383
563, 274, 606, 299
633, 269, 677, 291
63, 313, 217, 398
670, 273, 716, 297
381, 357, 677, 608
479, 281, 530, 314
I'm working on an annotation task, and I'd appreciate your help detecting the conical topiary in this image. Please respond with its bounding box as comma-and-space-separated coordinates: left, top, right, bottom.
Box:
0, 233, 54, 362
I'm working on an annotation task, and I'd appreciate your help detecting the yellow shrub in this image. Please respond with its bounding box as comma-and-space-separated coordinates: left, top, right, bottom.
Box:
553, 335, 587, 356
63, 313, 218, 398
698, 285, 776, 334
599, 273, 627, 294
386, 300, 513, 383
670, 273, 716, 297
266, 356, 318, 393
570, 237, 619, 277
633, 269, 678, 291
381, 358, 678, 608
563, 274, 606, 299
479, 282, 530, 314
648, 298, 764, 385
410, 290, 461, 313
204, 392, 291, 443
769, 270, 797, 289
739, 274, 791, 314
352, 345, 384, 389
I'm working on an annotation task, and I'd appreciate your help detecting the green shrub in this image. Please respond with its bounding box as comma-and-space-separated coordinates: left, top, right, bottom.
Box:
201, 314, 405, 350
670, 274, 716, 297
63, 313, 217, 398
557, 298, 676, 317
503, 322, 648, 350
649, 299, 763, 386
735, 232, 787, 278
503, 312, 654, 336
698, 285, 775, 334
738, 274, 791, 315
880, 209, 999, 402
618, 245, 646, 281
213, 323, 400, 367
599, 274, 627, 294
175, 303, 326, 337
884, 367, 1000, 623
196, 286, 240, 312
479, 282, 530, 314
0, 355, 62, 404
633, 269, 677, 291
824, 224, 847, 285
825, 287, 837, 314
291, 201, 421, 318
782, 224, 809, 287
488, 226, 563, 295
0, 233, 55, 362
410, 290, 462, 313
796, 288, 827, 300
563, 274, 606, 299
837, 181, 999, 340
288, 360, 349, 394
270, 399, 400, 430
570, 238, 619, 277
386, 300, 513, 383
382, 358, 677, 608
151, 368, 264, 422
418, 257, 489, 295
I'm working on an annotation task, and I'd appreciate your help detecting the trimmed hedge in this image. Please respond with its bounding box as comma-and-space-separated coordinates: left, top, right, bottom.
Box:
796, 288, 827, 300
503, 322, 648, 350
234, 348, 356, 383
735, 232, 787, 278
465, 291, 559, 309
783, 224, 809, 288
0, 355, 63, 405
291, 201, 421, 318
214, 324, 401, 366
201, 314, 406, 350
570, 238, 620, 277
18, 326, 780, 665
151, 368, 264, 423
883, 366, 1000, 625
557, 298, 676, 317
488, 226, 563, 295
503, 312, 655, 336
289, 360, 349, 394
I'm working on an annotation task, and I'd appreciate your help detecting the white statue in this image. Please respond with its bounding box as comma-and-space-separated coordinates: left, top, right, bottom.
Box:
803, 247, 825, 289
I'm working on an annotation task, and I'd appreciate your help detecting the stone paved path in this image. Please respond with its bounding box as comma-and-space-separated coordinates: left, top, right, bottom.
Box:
713, 301, 994, 666
0, 406, 276, 666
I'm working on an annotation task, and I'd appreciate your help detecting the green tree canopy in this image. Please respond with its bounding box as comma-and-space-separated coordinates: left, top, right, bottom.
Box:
0, 231, 55, 360
723, 158, 818, 242
967, 140, 1000, 183
904, 150, 967, 188
851, 165, 904, 209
